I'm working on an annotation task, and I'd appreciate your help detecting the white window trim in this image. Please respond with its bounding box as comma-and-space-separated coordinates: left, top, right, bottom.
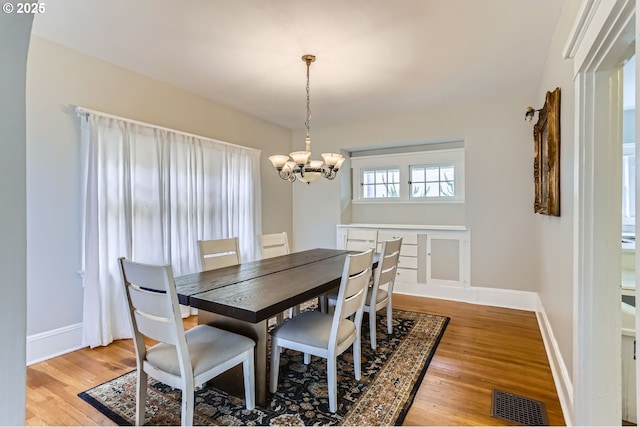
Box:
351, 148, 465, 203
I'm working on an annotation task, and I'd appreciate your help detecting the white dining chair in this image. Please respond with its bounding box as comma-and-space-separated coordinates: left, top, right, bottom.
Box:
258, 232, 290, 259
269, 249, 374, 413
363, 237, 402, 349
198, 237, 241, 271
258, 232, 297, 322
344, 229, 378, 252
328, 237, 402, 349
318, 228, 378, 313
118, 257, 255, 426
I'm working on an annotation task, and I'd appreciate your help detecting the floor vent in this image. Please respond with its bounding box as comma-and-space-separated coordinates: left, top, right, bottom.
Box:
491, 388, 549, 426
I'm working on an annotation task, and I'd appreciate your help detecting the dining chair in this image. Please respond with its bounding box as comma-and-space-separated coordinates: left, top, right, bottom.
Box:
118, 257, 255, 426
318, 228, 378, 313
269, 249, 374, 413
258, 232, 297, 322
344, 229, 378, 252
198, 237, 241, 271
328, 237, 402, 349
258, 232, 290, 259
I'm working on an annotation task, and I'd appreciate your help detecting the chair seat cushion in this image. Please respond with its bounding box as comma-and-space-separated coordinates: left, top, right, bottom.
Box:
270, 311, 356, 349
371, 288, 388, 305
146, 324, 254, 377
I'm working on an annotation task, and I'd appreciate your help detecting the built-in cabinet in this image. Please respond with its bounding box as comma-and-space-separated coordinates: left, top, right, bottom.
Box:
336, 224, 470, 292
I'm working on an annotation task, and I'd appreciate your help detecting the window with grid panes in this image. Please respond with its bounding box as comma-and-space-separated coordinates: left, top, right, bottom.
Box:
410, 164, 455, 198
361, 168, 400, 199
350, 146, 464, 203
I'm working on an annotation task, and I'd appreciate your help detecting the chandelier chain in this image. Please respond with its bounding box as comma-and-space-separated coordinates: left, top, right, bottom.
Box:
305, 60, 311, 139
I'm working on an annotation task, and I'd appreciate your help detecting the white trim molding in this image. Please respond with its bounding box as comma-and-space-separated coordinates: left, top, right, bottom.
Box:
536, 296, 573, 427
395, 284, 539, 312
26, 323, 84, 366
563, 0, 636, 424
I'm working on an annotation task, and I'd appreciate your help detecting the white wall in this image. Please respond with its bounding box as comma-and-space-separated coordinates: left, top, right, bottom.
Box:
535, 0, 581, 395
0, 7, 32, 425
293, 95, 539, 293
25, 37, 293, 344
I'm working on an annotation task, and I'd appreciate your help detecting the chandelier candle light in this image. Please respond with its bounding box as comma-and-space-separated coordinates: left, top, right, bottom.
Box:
269, 54, 345, 184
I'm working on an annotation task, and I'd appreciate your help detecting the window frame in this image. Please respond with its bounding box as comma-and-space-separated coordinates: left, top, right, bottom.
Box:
351, 148, 465, 204
408, 163, 456, 199
360, 167, 402, 200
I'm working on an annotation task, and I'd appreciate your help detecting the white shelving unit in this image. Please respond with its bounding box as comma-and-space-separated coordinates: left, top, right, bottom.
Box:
336, 224, 470, 293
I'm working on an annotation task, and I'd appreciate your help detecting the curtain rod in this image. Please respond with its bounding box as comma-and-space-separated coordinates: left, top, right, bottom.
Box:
75, 106, 261, 154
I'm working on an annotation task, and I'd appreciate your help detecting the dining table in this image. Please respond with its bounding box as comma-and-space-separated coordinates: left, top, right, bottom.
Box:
174, 247, 360, 406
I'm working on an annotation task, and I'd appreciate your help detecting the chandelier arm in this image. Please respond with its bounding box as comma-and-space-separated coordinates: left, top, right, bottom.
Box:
322, 166, 337, 180
278, 169, 292, 181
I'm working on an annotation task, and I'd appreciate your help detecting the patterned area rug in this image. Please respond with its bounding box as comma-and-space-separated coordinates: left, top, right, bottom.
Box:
78, 309, 448, 426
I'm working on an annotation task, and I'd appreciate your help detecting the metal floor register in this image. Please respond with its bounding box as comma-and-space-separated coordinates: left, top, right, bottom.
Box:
491, 388, 549, 426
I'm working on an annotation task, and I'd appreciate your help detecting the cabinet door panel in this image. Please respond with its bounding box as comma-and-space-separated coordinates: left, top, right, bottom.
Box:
398, 256, 418, 269
396, 268, 418, 283
400, 244, 418, 257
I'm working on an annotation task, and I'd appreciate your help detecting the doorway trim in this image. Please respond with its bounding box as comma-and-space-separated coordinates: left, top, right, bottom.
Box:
564, 0, 635, 424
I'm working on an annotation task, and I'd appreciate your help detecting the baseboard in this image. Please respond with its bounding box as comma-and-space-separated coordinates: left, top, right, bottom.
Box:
26, 323, 85, 366
394, 282, 539, 311
535, 296, 574, 426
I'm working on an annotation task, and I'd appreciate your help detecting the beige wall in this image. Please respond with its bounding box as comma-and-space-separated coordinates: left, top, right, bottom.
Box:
25, 36, 293, 335
535, 0, 581, 383
292, 94, 539, 292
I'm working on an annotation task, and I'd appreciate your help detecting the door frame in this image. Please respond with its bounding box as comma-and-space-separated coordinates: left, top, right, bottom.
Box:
564, 0, 636, 424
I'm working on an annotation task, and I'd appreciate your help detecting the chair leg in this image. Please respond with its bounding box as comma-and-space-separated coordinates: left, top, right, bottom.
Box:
304, 353, 311, 364
327, 356, 338, 413
386, 302, 393, 335
243, 350, 255, 410
328, 299, 337, 314
136, 369, 148, 426
354, 334, 362, 381
369, 308, 377, 350
319, 294, 327, 313
181, 385, 194, 426
270, 341, 280, 393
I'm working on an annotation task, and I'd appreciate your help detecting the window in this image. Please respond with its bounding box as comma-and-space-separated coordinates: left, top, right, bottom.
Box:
622, 143, 635, 237
622, 55, 635, 244
410, 164, 455, 198
362, 168, 400, 198
350, 146, 464, 203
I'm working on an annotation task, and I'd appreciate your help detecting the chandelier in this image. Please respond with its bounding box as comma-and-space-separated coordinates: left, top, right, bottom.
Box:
268, 54, 345, 184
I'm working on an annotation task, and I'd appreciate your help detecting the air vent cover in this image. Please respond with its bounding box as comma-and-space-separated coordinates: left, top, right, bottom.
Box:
491, 388, 549, 426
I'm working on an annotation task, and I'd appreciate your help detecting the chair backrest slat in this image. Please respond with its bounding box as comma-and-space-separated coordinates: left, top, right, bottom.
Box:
128, 285, 173, 319
259, 232, 290, 259
134, 309, 178, 345
341, 269, 370, 317
199, 237, 241, 271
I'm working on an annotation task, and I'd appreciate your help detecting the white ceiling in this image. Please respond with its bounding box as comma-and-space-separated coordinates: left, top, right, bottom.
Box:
31, 0, 565, 129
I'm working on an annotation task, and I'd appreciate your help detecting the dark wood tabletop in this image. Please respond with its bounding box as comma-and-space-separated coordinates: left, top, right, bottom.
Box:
175, 248, 349, 321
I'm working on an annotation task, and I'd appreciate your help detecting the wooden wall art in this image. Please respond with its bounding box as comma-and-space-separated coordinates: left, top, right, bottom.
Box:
533, 87, 561, 216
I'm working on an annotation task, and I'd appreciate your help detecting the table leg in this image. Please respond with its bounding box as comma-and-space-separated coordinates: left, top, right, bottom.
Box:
198, 311, 269, 407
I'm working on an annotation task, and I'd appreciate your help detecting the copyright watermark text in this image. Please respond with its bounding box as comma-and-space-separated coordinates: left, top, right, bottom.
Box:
3, 2, 46, 13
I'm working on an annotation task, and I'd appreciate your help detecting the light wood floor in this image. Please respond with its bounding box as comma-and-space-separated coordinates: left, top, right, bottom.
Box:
25, 295, 565, 426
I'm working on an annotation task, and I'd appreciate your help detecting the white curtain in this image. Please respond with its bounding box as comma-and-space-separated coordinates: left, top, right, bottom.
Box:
79, 110, 262, 348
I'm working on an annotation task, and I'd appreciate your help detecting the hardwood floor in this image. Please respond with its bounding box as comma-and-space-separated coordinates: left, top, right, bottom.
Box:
25, 295, 565, 426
